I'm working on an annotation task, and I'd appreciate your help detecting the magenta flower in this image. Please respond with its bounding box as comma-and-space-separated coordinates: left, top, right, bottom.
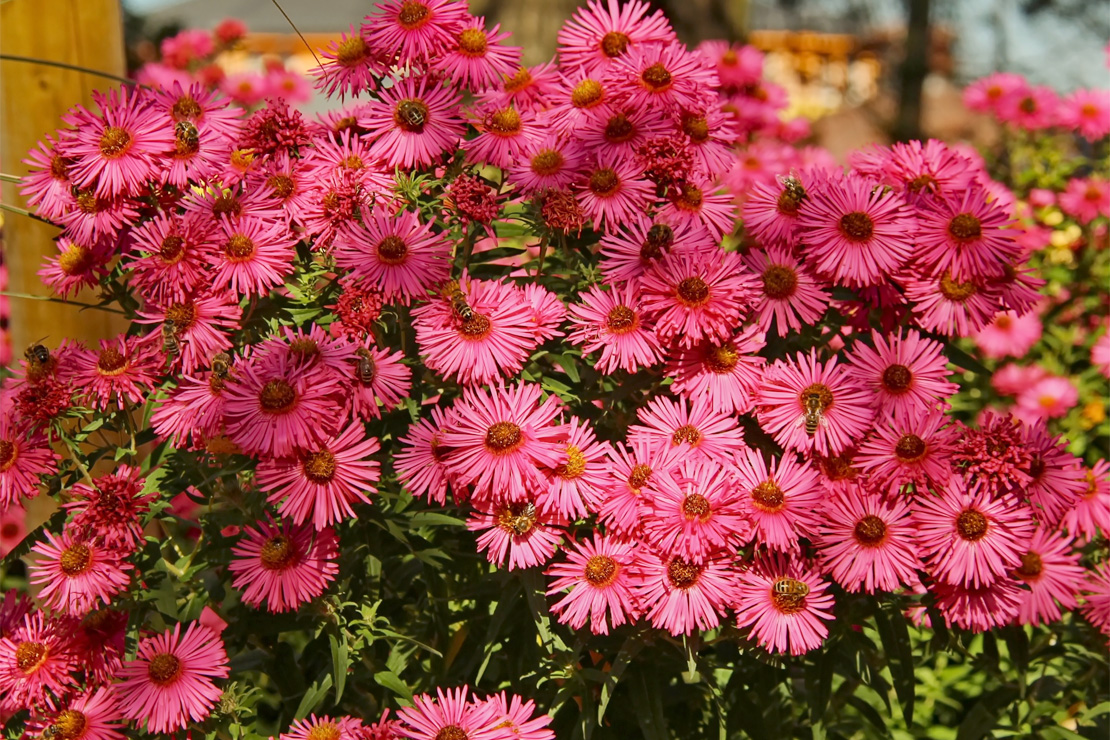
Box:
395, 406, 459, 506
37, 237, 113, 299
557, 0, 675, 74
0, 413, 57, 513
644, 457, 749, 562
334, 207, 450, 304
229, 517, 340, 612
508, 133, 587, 196
364, 0, 469, 63
913, 186, 1020, 281
116, 622, 230, 735
433, 17, 521, 92
211, 215, 298, 298
1061, 461, 1110, 542
635, 550, 736, 636
1014, 376, 1079, 424
540, 417, 612, 520
1011, 527, 1085, 627
29, 531, 132, 616
1058, 88, 1110, 141
848, 330, 958, 417
743, 246, 830, 336
815, 485, 920, 593
64, 334, 162, 412
126, 211, 218, 304
348, 342, 412, 422
933, 579, 1024, 632
0, 611, 79, 711
902, 270, 1002, 337
1020, 421, 1087, 526
1059, 177, 1110, 224
31, 687, 127, 740
280, 714, 367, 740
311, 26, 386, 99
545, 533, 642, 635
137, 289, 242, 376
628, 395, 746, 463
396, 686, 502, 740
62, 465, 154, 552
476, 692, 556, 740
598, 439, 683, 538
856, 407, 958, 494
465, 103, 542, 169
734, 553, 835, 655
733, 446, 823, 551
609, 41, 718, 113
656, 179, 739, 241
1080, 562, 1110, 638
566, 281, 663, 374
363, 75, 465, 169
599, 215, 716, 283
666, 326, 767, 415
468, 499, 566, 570
574, 156, 654, 232
577, 104, 669, 160
972, 309, 1043, 360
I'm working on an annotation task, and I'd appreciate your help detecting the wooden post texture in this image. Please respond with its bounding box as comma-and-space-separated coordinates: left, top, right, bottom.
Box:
1, 0, 129, 354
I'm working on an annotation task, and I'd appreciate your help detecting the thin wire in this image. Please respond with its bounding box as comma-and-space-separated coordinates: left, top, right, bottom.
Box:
0, 54, 138, 87
269, 0, 327, 75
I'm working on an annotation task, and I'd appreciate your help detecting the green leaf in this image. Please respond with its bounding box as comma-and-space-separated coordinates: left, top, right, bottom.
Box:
408, 511, 467, 528
520, 569, 568, 654
875, 605, 916, 725
805, 648, 835, 726
629, 671, 669, 740
550, 353, 581, 383
598, 635, 645, 725
847, 695, 888, 735
476, 582, 520, 683
293, 675, 333, 720
330, 633, 349, 705
956, 687, 1019, 740
374, 670, 413, 702
943, 341, 992, 376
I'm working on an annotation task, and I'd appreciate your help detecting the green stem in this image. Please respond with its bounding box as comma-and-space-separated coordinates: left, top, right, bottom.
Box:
0, 291, 127, 315
0, 172, 22, 184
0, 202, 60, 227
0, 53, 139, 87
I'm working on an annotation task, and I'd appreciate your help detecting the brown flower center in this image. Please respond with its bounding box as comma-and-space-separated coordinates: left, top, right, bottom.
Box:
224, 234, 255, 261
159, 235, 186, 264
672, 424, 701, 446
894, 434, 927, 462
98, 126, 133, 158
96, 347, 128, 375
600, 31, 630, 58
604, 112, 636, 143
165, 301, 196, 332
397, 1, 431, 29
571, 79, 604, 108
667, 557, 701, 589
302, 450, 337, 484
948, 213, 982, 242
50, 154, 68, 179
682, 493, 711, 522
673, 183, 704, 211
956, 509, 989, 541
212, 192, 242, 217
504, 67, 533, 93
487, 107, 522, 135
800, 383, 834, 413
377, 235, 408, 264
266, 174, 296, 200
682, 114, 710, 142
336, 35, 370, 65
704, 343, 739, 373
395, 99, 429, 133
0, 440, 16, 472
761, 264, 798, 299
147, 652, 184, 685
260, 534, 299, 570
838, 211, 874, 242
820, 453, 858, 481
628, 464, 652, 490
676, 276, 710, 306
59, 244, 95, 276
60, 542, 93, 576
939, 273, 978, 301
606, 305, 638, 334
435, 726, 468, 740
259, 379, 297, 413
530, 149, 564, 176
76, 190, 99, 214
641, 223, 674, 260
588, 167, 620, 196
458, 313, 492, 340
751, 480, 784, 511
556, 445, 587, 479
641, 63, 673, 91
1014, 551, 1043, 579
485, 421, 523, 453
881, 364, 913, 393
48, 709, 87, 740
496, 502, 537, 536
853, 515, 886, 546
1028, 453, 1045, 481
457, 27, 487, 56
909, 174, 936, 193
584, 555, 619, 586
172, 95, 202, 120
15, 641, 48, 674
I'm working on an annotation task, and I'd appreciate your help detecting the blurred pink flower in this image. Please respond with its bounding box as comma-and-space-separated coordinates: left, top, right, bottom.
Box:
991, 363, 1049, 397
972, 309, 1042, 359
1014, 376, 1079, 422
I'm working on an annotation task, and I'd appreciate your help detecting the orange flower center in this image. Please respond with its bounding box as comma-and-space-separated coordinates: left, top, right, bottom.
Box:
627, 464, 652, 490
604, 112, 636, 143
486, 107, 522, 135
672, 424, 701, 446
15, 641, 48, 674
395, 99, 429, 133
676, 276, 710, 306
682, 493, 711, 522
606, 305, 638, 334
458, 313, 492, 340
530, 149, 564, 176
894, 434, 927, 462
58, 244, 95, 276
761, 264, 797, 299
96, 347, 129, 375
48, 709, 87, 740
853, 515, 886, 546
159, 235, 186, 264
939, 273, 978, 301
147, 652, 184, 686
571, 79, 604, 108
434, 726, 468, 740
0, 440, 16, 472
98, 126, 133, 158
666, 557, 701, 589
556, 445, 587, 479
640, 223, 673, 260
259, 379, 297, 413
224, 234, 255, 261
751, 480, 784, 511
336, 35, 370, 65
704, 343, 739, 373
485, 421, 523, 453
956, 509, 989, 541
260, 535, 299, 570
588, 167, 620, 196
682, 114, 709, 142
600, 31, 630, 58
838, 211, 874, 241
397, 1, 431, 29
60, 542, 93, 576
301, 450, 337, 484
457, 28, 487, 56
641, 63, 673, 91
584, 555, 619, 586
881, 364, 913, 393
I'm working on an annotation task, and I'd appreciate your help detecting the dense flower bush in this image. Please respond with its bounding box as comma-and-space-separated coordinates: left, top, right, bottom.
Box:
2, 1, 1108, 737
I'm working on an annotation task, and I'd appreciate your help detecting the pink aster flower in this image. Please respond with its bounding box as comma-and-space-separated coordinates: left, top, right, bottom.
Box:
0, 413, 57, 512
574, 156, 654, 233
913, 186, 1020, 281
902, 270, 1002, 337
678, 106, 739, 179
520, 283, 566, 342
733, 446, 822, 550
932, 578, 1024, 632
0, 611, 79, 711
635, 550, 736, 636
1081, 562, 1110, 638
21, 135, 76, 222
395, 407, 458, 506
334, 207, 450, 304
37, 237, 113, 299
412, 274, 539, 387
640, 249, 755, 349
64, 334, 161, 411
438, 382, 566, 503
545, 533, 642, 635
256, 423, 380, 530
1062, 461, 1110, 542
137, 289, 242, 376
61, 87, 174, 197
466, 103, 543, 169
913, 476, 1036, 588
29, 531, 132, 616
815, 485, 920, 593
655, 178, 739, 241
963, 72, 1028, 115
599, 215, 716, 283
62, 465, 154, 552
434, 17, 521, 92
972, 309, 1042, 359
628, 395, 746, 463
222, 352, 345, 458
557, 0, 675, 74
229, 517, 340, 612
467, 499, 566, 570
507, 133, 587, 196
211, 215, 298, 297
566, 281, 663, 374
577, 104, 669, 160
1059, 177, 1110, 225
30, 687, 127, 740
281, 714, 366, 740
1014, 376, 1079, 423
610, 41, 717, 113
996, 85, 1059, 131
598, 439, 683, 539
743, 246, 830, 335
1059, 88, 1110, 140
126, 211, 217, 304
348, 341, 412, 422
644, 457, 749, 562
364, 0, 469, 63
396, 686, 501, 740
72, 609, 128, 687
476, 692, 555, 740
363, 75, 465, 169
1011, 527, 1085, 627
1020, 421, 1087, 526
856, 407, 958, 494
665, 325, 766, 415
1093, 331, 1110, 379
734, 553, 835, 655
116, 622, 230, 735
486, 59, 561, 112
860, 139, 978, 202
756, 349, 875, 457
311, 27, 385, 99
540, 417, 612, 520
798, 171, 916, 287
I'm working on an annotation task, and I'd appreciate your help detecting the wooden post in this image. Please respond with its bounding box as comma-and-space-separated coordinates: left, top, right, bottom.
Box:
0, 0, 129, 354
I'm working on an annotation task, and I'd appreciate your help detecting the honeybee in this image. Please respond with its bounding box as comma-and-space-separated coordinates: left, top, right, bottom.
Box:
354, 347, 375, 385
795, 388, 830, 437
776, 171, 807, 213
397, 100, 427, 129
42, 725, 60, 740
174, 120, 200, 154
210, 351, 232, 380
439, 280, 475, 323
24, 341, 53, 381
772, 578, 809, 608
161, 319, 182, 357
507, 502, 537, 536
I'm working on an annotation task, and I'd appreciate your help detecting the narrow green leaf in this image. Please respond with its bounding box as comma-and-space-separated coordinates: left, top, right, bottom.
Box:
330, 633, 349, 705
943, 341, 992, 376
875, 606, 915, 725
630, 671, 669, 740
374, 670, 413, 702
598, 635, 644, 725
408, 511, 467, 528
293, 675, 333, 720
